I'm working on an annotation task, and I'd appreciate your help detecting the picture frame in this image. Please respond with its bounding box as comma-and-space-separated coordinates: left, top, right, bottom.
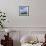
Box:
19, 6, 29, 16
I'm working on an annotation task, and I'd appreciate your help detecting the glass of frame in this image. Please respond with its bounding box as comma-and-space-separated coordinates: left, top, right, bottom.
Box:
19, 6, 29, 16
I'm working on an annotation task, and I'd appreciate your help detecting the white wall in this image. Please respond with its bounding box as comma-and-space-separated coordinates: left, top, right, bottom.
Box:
32, 0, 46, 27
0, 0, 46, 27
0, 0, 46, 32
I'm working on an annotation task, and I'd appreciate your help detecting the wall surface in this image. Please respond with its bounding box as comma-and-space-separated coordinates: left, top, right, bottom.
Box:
0, 0, 46, 27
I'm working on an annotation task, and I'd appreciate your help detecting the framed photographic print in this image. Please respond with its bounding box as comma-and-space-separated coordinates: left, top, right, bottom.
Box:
19, 6, 29, 16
